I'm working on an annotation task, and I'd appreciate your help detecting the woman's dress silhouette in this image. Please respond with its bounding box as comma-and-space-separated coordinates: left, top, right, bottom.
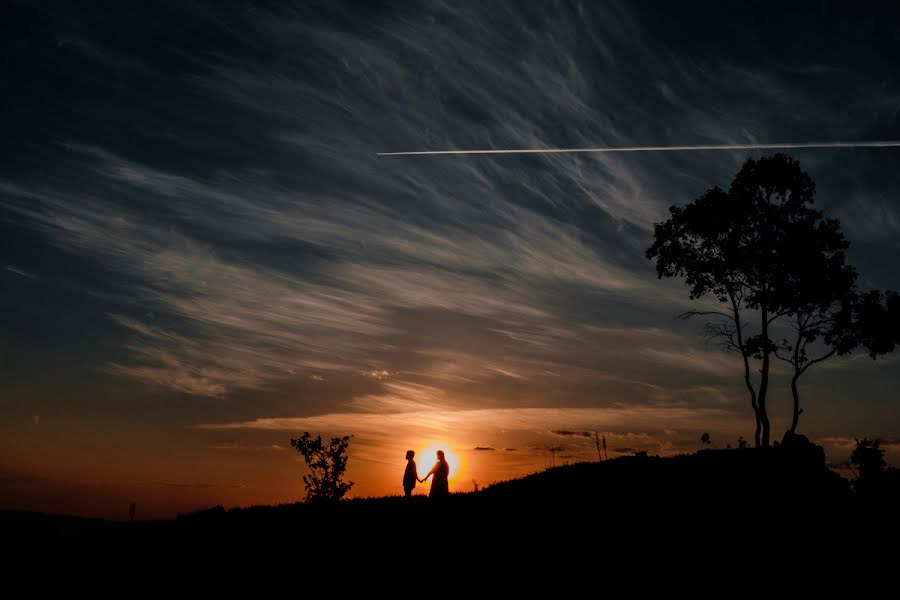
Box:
423, 450, 450, 498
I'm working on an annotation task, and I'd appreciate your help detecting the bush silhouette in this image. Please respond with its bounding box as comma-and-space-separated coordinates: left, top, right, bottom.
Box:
290, 432, 355, 503
851, 438, 886, 495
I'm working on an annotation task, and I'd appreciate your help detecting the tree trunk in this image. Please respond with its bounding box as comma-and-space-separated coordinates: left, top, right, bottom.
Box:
789, 371, 801, 434
758, 305, 771, 447
731, 295, 761, 447
753, 410, 762, 448
758, 393, 770, 447
741, 352, 761, 447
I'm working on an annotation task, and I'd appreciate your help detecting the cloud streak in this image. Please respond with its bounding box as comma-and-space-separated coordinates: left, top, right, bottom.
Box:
196, 406, 741, 442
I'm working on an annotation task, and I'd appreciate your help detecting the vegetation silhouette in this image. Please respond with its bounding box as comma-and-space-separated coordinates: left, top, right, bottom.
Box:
851, 438, 886, 487
855, 290, 900, 357
290, 432, 354, 503
851, 438, 900, 501
647, 154, 898, 446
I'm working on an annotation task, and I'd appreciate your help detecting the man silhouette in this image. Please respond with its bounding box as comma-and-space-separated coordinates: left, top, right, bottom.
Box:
403, 450, 419, 497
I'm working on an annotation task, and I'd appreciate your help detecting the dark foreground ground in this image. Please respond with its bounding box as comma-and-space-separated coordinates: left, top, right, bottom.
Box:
6, 441, 899, 569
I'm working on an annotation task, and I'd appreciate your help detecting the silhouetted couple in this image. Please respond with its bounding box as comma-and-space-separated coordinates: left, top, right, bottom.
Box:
403, 449, 449, 498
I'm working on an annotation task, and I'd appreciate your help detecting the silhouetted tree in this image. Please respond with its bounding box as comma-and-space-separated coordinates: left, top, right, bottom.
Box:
700, 432, 712, 446
290, 432, 354, 503
647, 154, 896, 445
648, 155, 823, 446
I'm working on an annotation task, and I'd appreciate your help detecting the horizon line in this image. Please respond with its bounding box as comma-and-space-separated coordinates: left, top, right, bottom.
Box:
377, 140, 900, 156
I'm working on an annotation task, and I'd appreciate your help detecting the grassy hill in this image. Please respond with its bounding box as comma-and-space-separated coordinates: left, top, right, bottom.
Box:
10, 438, 898, 557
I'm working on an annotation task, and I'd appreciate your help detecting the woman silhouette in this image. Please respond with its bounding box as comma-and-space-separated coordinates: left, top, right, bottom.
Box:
421, 450, 450, 498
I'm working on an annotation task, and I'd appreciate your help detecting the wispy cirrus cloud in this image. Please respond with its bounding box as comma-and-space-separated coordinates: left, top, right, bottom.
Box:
836, 192, 900, 245
3, 1, 899, 411
3, 265, 40, 280
196, 405, 742, 447
3, 159, 658, 396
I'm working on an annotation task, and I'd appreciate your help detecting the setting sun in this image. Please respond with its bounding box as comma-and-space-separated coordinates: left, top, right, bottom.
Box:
416, 443, 464, 490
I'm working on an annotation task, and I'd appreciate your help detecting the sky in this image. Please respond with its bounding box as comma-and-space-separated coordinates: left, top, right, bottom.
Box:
2, 1, 900, 520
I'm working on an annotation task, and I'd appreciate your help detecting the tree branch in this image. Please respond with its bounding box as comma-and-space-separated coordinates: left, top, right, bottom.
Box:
679, 309, 735, 321
767, 309, 791, 326
773, 346, 793, 364
799, 347, 837, 375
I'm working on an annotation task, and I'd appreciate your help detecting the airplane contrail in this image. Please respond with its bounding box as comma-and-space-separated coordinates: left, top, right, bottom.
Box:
377, 140, 900, 156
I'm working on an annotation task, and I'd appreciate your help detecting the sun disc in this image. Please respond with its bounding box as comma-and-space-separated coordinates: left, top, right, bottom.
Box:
417, 442, 464, 488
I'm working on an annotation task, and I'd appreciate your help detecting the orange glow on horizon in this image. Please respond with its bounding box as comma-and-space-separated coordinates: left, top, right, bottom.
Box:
416, 442, 464, 492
